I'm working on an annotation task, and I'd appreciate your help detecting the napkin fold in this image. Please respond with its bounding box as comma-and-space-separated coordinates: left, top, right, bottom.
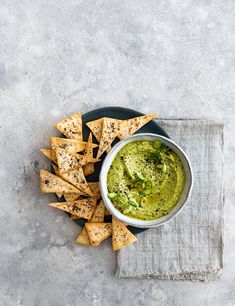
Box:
116, 119, 224, 281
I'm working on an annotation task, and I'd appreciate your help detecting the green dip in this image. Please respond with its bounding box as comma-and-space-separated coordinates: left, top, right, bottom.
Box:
107, 140, 185, 220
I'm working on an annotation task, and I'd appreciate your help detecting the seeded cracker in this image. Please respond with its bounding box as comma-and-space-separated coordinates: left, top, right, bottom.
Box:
56, 147, 99, 174
49, 198, 97, 219
51, 163, 67, 198
64, 193, 81, 202
40, 169, 81, 194
50, 137, 98, 153
83, 133, 95, 176
118, 113, 158, 140
40, 149, 57, 164
104, 208, 111, 216
87, 182, 100, 198
85, 223, 112, 246
86, 118, 113, 152
51, 163, 92, 196
76, 199, 105, 245
55, 112, 83, 140
97, 118, 122, 158
112, 217, 137, 251
86, 118, 103, 142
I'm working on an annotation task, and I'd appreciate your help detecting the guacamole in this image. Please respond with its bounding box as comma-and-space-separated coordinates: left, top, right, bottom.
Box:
107, 140, 185, 220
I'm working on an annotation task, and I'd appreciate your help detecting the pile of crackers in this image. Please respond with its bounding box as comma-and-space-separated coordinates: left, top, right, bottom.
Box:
40, 111, 157, 250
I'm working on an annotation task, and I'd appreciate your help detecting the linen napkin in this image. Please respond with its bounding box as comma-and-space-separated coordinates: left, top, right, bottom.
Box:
116, 119, 224, 281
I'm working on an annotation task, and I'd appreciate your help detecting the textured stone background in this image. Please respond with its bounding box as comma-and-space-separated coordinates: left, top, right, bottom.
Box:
0, 1, 234, 305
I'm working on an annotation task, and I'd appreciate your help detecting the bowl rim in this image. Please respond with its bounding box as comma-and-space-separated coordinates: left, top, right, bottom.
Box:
99, 133, 194, 228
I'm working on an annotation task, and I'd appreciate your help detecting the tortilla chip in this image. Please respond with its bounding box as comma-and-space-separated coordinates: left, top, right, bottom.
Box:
51, 163, 90, 196
86, 118, 112, 152
56, 147, 99, 174
83, 133, 95, 176
97, 118, 122, 158
40, 169, 81, 194
64, 193, 82, 202
85, 223, 112, 246
49, 198, 97, 219
50, 137, 98, 153
104, 208, 111, 216
55, 112, 83, 140
76, 227, 91, 245
112, 217, 137, 251
40, 149, 57, 163
76, 200, 105, 245
118, 113, 158, 140
87, 182, 100, 198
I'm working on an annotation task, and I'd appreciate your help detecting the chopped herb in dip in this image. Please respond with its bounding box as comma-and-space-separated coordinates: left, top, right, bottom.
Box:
107, 140, 185, 220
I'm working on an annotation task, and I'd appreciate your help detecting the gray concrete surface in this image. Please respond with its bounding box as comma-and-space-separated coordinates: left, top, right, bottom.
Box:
0, 1, 234, 305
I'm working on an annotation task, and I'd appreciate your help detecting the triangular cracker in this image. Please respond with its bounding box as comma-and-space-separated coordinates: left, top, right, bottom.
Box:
55, 112, 83, 140
51, 164, 65, 198
56, 147, 99, 174
64, 193, 82, 202
90, 200, 105, 223
51, 163, 60, 176
87, 182, 100, 199
50, 137, 98, 153
104, 208, 111, 216
85, 223, 112, 246
40, 169, 80, 194
76, 200, 105, 246
86, 118, 112, 152
51, 163, 90, 196
83, 133, 95, 176
60, 168, 93, 196
112, 217, 137, 251
86, 118, 103, 142
71, 214, 79, 220
76, 227, 91, 245
49, 198, 97, 219
118, 113, 158, 140
40, 149, 57, 163
97, 118, 121, 158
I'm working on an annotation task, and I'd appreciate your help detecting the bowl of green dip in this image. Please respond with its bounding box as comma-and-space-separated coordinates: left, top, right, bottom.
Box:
100, 133, 193, 228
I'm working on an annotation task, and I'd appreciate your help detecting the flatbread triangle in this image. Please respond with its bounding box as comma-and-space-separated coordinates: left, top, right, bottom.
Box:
56, 147, 99, 174
86, 118, 113, 153
40, 149, 57, 163
40, 169, 81, 194
85, 223, 112, 246
51, 163, 92, 196
118, 112, 158, 140
90, 200, 105, 223
87, 182, 100, 199
55, 112, 83, 140
64, 193, 81, 202
86, 118, 103, 142
96, 118, 121, 158
50, 137, 98, 153
112, 217, 137, 251
49, 198, 97, 219
76, 200, 105, 246
76, 227, 91, 245
83, 132, 95, 176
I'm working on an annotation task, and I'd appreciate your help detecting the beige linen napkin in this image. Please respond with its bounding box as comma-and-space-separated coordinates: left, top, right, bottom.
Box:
116, 119, 224, 281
